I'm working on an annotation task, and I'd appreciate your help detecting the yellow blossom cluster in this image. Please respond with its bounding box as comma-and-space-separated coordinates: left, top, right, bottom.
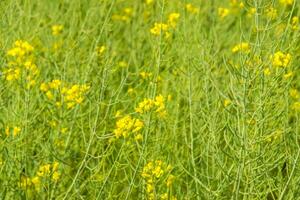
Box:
19, 161, 60, 191
51, 25, 64, 36
290, 88, 300, 111
266, 7, 278, 20
140, 71, 152, 79
224, 99, 231, 107
186, 3, 199, 14
5, 126, 21, 137
218, 0, 245, 19
141, 160, 176, 200
113, 115, 144, 141
232, 42, 251, 53
145, 0, 153, 5
150, 23, 169, 36
4, 40, 39, 88
270, 51, 292, 67
118, 61, 128, 68
247, 8, 257, 18
135, 94, 167, 117
150, 13, 180, 38
279, 0, 294, 6
40, 80, 90, 109
112, 7, 134, 22
218, 8, 230, 19
96, 45, 106, 56
290, 89, 300, 99
230, 0, 244, 8
291, 16, 299, 30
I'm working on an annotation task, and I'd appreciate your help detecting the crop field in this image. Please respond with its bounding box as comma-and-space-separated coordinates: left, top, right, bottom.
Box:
1, 0, 300, 199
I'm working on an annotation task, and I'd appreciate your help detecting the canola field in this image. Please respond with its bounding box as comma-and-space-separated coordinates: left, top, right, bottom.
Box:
1, 0, 300, 199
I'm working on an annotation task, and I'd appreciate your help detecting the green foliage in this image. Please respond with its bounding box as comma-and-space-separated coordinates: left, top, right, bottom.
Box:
0, 0, 300, 199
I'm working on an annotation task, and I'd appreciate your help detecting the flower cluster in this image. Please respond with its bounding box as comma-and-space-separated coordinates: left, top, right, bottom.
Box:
113, 115, 144, 141
291, 16, 299, 30
96, 45, 106, 56
19, 161, 60, 191
51, 25, 64, 36
224, 99, 231, 107
40, 80, 90, 109
279, 0, 294, 6
141, 160, 176, 200
140, 71, 152, 79
218, 0, 245, 19
290, 88, 300, 111
150, 13, 180, 38
290, 89, 299, 99
5, 126, 21, 137
145, 0, 153, 5
270, 51, 292, 67
186, 3, 199, 14
218, 7, 230, 19
266, 7, 278, 20
135, 94, 167, 117
4, 40, 39, 88
112, 7, 133, 22
232, 42, 251, 53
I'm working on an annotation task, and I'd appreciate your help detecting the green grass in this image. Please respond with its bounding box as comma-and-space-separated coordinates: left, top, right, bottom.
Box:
0, 0, 300, 199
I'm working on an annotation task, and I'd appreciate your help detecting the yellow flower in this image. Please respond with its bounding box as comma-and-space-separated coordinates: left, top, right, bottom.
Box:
141, 160, 175, 199
46, 91, 54, 100
230, 0, 244, 8
5, 40, 38, 86
247, 8, 256, 18
279, 0, 294, 6
134, 133, 143, 141
168, 13, 180, 28
128, 88, 135, 95
166, 174, 175, 187
264, 68, 271, 76
283, 71, 294, 79
224, 99, 231, 107
52, 161, 59, 171
266, 7, 277, 20
60, 128, 68, 134
135, 95, 167, 117
115, 110, 122, 118
140, 71, 152, 79
37, 164, 51, 177
7, 40, 34, 58
186, 3, 199, 14
150, 23, 169, 36
4, 68, 21, 81
97, 45, 106, 56
232, 42, 250, 53
118, 61, 128, 68
49, 79, 62, 90
52, 25, 64, 36
5, 127, 10, 136
145, 0, 154, 5
5, 126, 21, 137
292, 102, 300, 110
218, 8, 230, 19
19, 177, 32, 188
270, 51, 292, 67
13, 127, 21, 137
290, 89, 299, 99
291, 16, 299, 30
113, 115, 144, 139
31, 176, 41, 191
123, 8, 133, 17
52, 171, 60, 181
135, 99, 155, 113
